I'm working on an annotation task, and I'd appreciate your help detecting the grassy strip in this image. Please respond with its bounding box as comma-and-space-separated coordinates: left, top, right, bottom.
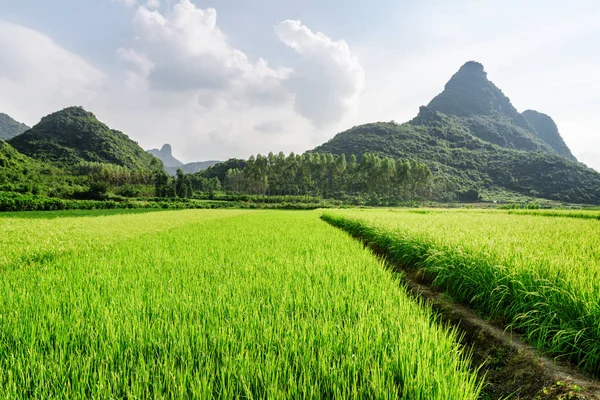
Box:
321, 210, 600, 377
0, 210, 481, 399
0, 191, 338, 212
507, 209, 600, 220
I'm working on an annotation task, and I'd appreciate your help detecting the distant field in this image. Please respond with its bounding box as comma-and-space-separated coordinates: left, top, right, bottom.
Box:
0, 209, 480, 399
506, 208, 600, 220
322, 209, 600, 376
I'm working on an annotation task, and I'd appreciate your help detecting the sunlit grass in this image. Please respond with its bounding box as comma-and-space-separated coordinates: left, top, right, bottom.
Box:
322, 209, 600, 375
0, 210, 481, 399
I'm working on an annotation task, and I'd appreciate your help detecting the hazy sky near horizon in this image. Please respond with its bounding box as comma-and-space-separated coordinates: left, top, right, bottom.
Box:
0, 0, 598, 171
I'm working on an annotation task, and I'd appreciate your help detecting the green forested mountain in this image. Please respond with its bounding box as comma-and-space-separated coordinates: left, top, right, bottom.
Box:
9, 107, 163, 171
427, 61, 554, 153
522, 110, 576, 161
313, 62, 600, 204
0, 140, 43, 182
0, 113, 29, 140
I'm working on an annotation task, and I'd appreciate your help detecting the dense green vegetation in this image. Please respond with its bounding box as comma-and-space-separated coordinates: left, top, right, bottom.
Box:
522, 110, 576, 161
506, 208, 600, 220
198, 152, 434, 204
313, 61, 600, 205
9, 107, 163, 171
0, 140, 46, 188
322, 209, 600, 376
0, 113, 29, 140
2, 61, 599, 209
0, 210, 481, 399
314, 108, 600, 204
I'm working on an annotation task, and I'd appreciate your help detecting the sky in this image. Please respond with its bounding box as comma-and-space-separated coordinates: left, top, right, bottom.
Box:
0, 0, 598, 171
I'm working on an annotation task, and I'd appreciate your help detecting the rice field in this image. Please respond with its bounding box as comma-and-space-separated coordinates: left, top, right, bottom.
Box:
322, 209, 600, 376
0, 209, 481, 399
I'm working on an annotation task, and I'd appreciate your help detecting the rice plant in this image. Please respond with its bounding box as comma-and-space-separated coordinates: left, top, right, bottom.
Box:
322, 209, 600, 376
0, 209, 481, 399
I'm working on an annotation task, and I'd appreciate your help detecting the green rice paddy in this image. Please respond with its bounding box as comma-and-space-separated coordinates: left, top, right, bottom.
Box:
0, 209, 481, 399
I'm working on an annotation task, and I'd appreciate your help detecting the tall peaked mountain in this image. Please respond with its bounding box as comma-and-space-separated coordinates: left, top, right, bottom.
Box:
147, 144, 183, 167
427, 61, 557, 154
0, 113, 30, 140
313, 61, 600, 204
8, 106, 162, 170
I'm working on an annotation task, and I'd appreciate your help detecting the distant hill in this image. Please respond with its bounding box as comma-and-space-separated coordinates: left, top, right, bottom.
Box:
313, 61, 600, 204
0, 113, 29, 140
147, 144, 184, 168
9, 106, 163, 170
147, 143, 219, 175
165, 161, 220, 176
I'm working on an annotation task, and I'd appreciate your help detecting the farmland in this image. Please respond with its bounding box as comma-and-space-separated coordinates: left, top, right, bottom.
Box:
322, 209, 600, 377
0, 209, 481, 399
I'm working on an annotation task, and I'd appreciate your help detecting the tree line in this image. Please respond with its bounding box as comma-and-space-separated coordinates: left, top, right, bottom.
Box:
155, 152, 436, 204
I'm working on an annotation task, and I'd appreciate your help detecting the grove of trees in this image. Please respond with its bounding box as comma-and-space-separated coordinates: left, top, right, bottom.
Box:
218, 152, 434, 203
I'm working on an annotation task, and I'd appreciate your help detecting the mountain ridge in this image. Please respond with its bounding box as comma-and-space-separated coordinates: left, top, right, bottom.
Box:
8, 106, 163, 171
312, 61, 600, 204
522, 110, 576, 161
0, 113, 30, 140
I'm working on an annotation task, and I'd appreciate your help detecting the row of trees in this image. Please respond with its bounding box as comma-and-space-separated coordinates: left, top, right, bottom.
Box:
221, 152, 434, 202
154, 169, 221, 198
73, 162, 155, 185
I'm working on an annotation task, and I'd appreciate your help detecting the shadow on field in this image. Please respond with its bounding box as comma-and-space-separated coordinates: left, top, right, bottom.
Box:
0, 208, 166, 220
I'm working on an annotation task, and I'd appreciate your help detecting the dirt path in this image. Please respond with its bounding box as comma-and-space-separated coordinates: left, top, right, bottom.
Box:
341, 229, 600, 399
403, 269, 600, 399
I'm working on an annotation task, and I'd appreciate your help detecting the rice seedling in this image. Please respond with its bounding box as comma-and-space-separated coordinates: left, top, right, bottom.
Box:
0, 209, 481, 399
322, 209, 600, 376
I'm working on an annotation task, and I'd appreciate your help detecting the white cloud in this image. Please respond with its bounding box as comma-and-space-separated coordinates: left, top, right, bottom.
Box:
0, 20, 106, 125
112, 0, 137, 6
146, 0, 160, 9
108, 1, 363, 161
119, 1, 291, 108
275, 20, 365, 127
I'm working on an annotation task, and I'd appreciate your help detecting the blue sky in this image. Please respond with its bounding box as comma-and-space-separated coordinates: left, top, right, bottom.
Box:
0, 0, 598, 171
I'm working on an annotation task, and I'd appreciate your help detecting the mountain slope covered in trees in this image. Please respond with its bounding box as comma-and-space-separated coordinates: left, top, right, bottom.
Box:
522, 110, 576, 161
9, 107, 163, 171
0, 113, 29, 140
313, 62, 600, 204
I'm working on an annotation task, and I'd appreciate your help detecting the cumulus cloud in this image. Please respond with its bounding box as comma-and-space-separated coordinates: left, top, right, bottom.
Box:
108, 0, 366, 160
119, 1, 291, 108
275, 20, 365, 126
0, 20, 105, 125
145, 0, 160, 8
